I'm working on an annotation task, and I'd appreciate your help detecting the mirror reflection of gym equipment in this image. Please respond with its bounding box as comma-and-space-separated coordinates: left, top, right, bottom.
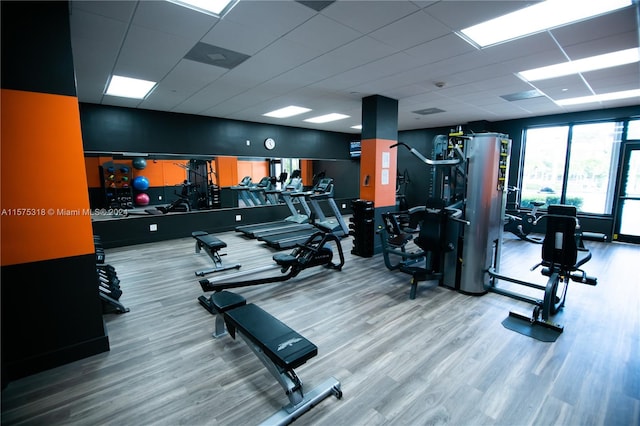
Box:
381, 131, 598, 341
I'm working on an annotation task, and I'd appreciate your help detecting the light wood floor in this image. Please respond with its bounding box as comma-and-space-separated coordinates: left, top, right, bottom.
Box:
2, 230, 639, 425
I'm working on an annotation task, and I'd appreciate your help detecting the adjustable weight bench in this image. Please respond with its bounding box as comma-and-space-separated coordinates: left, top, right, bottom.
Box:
206, 291, 342, 426
192, 231, 241, 277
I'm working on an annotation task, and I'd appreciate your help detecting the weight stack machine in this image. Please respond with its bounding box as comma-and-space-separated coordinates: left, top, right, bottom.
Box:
443, 133, 511, 294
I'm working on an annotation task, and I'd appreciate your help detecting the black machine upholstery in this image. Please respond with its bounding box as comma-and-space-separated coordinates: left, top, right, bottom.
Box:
225, 303, 318, 370
488, 204, 597, 338
541, 204, 580, 270
206, 291, 342, 424
380, 198, 462, 299
193, 231, 227, 251
192, 231, 241, 277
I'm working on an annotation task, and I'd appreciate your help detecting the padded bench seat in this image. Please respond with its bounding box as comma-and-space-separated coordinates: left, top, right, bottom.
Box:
225, 303, 318, 370
192, 231, 227, 250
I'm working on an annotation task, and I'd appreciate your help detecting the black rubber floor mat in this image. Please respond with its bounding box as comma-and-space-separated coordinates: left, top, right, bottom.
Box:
501, 315, 562, 342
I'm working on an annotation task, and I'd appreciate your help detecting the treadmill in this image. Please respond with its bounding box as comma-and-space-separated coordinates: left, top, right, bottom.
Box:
235, 175, 310, 238
260, 178, 346, 250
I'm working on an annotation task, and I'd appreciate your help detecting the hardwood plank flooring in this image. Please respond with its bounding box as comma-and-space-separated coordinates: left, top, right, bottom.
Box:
2, 230, 639, 425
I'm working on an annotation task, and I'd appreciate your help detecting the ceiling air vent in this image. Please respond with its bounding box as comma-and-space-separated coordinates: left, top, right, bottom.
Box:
412, 107, 445, 115
296, 1, 335, 12
500, 90, 544, 101
184, 42, 250, 70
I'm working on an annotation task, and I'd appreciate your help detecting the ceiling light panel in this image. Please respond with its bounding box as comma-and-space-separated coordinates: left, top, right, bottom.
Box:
105, 75, 156, 99
459, 0, 633, 48
304, 113, 350, 123
519, 48, 640, 81
554, 88, 640, 106
166, 0, 238, 17
263, 106, 312, 118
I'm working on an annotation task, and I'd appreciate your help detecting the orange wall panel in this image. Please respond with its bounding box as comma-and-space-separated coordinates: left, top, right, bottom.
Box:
238, 160, 269, 182
163, 160, 188, 186
216, 157, 238, 187
301, 160, 313, 187
359, 138, 397, 208
1, 89, 95, 266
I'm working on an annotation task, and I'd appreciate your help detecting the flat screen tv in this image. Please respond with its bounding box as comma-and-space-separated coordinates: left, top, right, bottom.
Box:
349, 140, 361, 159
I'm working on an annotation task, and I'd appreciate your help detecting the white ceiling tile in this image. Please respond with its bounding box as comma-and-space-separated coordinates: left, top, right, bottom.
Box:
132, 0, 217, 38
225, 0, 315, 34
243, 38, 323, 80
368, 10, 450, 50
321, 0, 420, 34
283, 14, 362, 54
531, 74, 592, 98
71, 0, 136, 23
551, 7, 638, 47
423, 1, 531, 30
160, 59, 227, 92
404, 33, 476, 64
586, 64, 640, 93
115, 25, 197, 80
200, 16, 278, 55
562, 32, 639, 60
68, 0, 640, 131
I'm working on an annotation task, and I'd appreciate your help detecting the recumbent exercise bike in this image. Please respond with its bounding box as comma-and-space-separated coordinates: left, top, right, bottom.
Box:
488, 204, 597, 334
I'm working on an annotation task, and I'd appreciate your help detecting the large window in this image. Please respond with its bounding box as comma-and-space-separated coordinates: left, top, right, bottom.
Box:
627, 119, 640, 140
520, 126, 568, 207
520, 121, 622, 214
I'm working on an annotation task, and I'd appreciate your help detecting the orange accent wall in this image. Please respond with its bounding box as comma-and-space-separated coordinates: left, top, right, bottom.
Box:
301, 160, 313, 186
238, 160, 269, 183
1, 89, 95, 266
163, 160, 189, 185
216, 157, 238, 187
86, 158, 189, 189
359, 138, 397, 208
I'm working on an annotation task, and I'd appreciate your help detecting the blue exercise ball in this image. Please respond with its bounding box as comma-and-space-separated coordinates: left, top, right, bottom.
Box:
132, 176, 150, 191
132, 158, 147, 170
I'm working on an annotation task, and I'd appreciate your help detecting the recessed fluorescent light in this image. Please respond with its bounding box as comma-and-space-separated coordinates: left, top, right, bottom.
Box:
554, 89, 640, 106
263, 106, 312, 118
304, 113, 350, 124
519, 48, 640, 81
166, 0, 238, 17
460, 0, 632, 48
351, 125, 362, 130
105, 75, 156, 99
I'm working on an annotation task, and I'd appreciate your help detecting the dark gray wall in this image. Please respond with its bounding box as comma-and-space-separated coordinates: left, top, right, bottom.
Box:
80, 103, 354, 160
395, 106, 639, 240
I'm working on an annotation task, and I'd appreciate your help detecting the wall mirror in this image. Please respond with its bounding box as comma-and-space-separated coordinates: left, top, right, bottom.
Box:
84, 153, 359, 218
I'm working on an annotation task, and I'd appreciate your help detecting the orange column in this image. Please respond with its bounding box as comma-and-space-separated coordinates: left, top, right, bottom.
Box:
359, 95, 399, 211
1, 90, 95, 266
359, 138, 397, 208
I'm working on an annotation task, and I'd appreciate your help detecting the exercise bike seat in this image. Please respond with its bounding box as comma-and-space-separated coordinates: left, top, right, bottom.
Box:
531, 201, 546, 207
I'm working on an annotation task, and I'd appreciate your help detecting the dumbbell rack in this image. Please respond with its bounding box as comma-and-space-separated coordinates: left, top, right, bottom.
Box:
99, 161, 133, 210
94, 236, 129, 314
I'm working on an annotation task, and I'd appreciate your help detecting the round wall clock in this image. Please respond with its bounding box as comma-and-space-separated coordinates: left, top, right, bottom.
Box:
264, 137, 276, 150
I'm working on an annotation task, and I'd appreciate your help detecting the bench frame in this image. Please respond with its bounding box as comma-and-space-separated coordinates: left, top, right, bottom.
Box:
206, 291, 342, 425
192, 231, 241, 277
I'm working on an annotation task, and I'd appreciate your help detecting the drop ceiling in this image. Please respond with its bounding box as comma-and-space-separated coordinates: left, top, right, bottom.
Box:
69, 0, 640, 133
